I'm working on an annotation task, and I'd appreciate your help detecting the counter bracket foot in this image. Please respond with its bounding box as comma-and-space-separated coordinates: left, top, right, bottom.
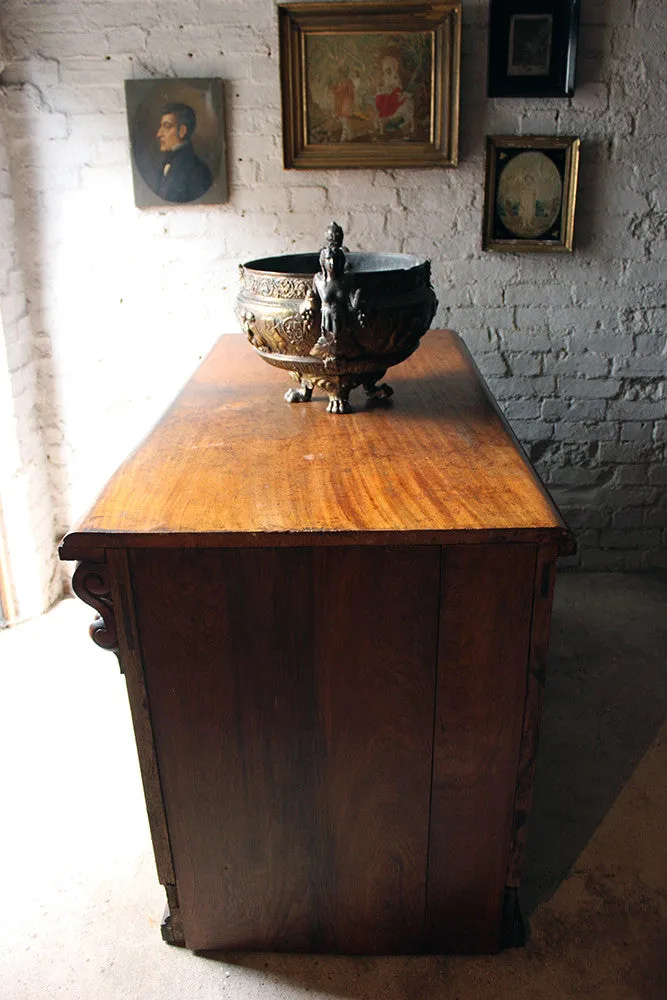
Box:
161, 883, 185, 946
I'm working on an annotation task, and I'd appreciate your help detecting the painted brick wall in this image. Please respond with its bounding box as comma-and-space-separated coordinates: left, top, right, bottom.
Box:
0, 0, 665, 573
0, 101, 61, 619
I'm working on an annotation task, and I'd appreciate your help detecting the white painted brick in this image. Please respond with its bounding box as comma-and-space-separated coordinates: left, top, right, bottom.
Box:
199, 0, 271, 27
467, 283, 505, 307
22, 31, 105, 59
327, 183, 398, 212
542, 466, 597, 487
546, 398, 609, 423
146, 25, 225, 57
613, 355, 667, 376
8, 270, 25, 296
24, 112, 70, 141
502, 399, 541, 420
1, 58, 60, 88
4, 335, 32, 374
569, 332, 632, 355
228, 106, 281, 136
45, 85, 125, 115
607, 400, 666, 421
633, 331, 667, 356
508, 354, 542, 376
0, 193, 16, 231
500, 329, 553, 352
558, 377, 622, 399
106, 26, 148, 56
505, 284, 574, 307
553, 420, 617, 442
460, 328, 497, 353
599, 441, 663, 465
618, 465, 651, 485
507, 419, 555, 443
581, 549, 651, 570
600, 528, 662, 550
230, 77, 280, 110
287, 187, 329, 214
475, 352, 510, 377
613, 509, 645, 528
562, 507, 613, 531
59, 56, 126, 86
545, 353, 612, 377
69, 112, 129, 140
621, 422, 655, 442
488, 376, 556, 399
1, 291, 27, 327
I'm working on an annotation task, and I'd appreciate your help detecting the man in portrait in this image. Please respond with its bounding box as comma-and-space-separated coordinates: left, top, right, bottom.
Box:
155, 102, 213, 203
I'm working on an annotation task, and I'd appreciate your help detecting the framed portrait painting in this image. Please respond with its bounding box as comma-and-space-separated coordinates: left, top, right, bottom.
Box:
125, 78, 227, 208
487, 0, 580, 98
278, 1, 461, 169
483, 136, 580, 253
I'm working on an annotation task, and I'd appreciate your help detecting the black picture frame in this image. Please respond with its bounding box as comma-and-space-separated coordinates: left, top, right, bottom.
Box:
487, 0, 580, 98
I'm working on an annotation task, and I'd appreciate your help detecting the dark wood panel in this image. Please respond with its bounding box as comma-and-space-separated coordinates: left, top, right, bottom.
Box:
426, 543, 536, 953
506, 543, 559, 888
130, 545, 440, 953
106, 550, 177, 887
59, 332, 573, 558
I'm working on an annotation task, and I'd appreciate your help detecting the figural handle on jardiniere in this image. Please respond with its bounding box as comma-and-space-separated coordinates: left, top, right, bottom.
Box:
304, 222, 363, 365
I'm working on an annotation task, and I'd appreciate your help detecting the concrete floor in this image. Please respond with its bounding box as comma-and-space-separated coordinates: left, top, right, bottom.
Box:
0, 572, 665, 1000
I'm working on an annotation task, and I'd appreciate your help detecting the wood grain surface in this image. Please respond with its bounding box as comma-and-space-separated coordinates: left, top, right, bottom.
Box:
506, 543, 560, 889
105, 550, 176, 889
130, 545, 440, 953
59, 331, 573, 559
425, 542, 536, 953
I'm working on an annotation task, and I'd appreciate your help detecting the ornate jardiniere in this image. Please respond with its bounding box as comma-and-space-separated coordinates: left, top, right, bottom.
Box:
236, 222, 438, 413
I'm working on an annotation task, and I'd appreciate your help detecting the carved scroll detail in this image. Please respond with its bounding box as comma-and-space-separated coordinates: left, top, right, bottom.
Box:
72, 561, 119, 655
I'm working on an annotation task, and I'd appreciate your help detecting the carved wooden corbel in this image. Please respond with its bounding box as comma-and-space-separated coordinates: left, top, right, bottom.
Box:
72, 561, 119, 656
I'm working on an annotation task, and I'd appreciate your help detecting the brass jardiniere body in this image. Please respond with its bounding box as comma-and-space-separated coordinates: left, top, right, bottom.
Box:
236, 223, 438, 412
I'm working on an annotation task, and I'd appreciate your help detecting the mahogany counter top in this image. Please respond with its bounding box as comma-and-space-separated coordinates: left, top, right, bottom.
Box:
60, 330, 573, 559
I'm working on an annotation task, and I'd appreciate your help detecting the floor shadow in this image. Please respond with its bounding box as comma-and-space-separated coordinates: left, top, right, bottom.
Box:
198, 951, 459, 1000
520, 570, 667, 914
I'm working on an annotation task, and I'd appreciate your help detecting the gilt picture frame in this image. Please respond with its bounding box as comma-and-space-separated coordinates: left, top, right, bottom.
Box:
487, 0, 580, 98
278, 1, 461, 169
483, 136, 580, 253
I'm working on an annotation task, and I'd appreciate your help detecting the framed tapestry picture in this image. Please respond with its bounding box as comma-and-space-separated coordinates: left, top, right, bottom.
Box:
125, 78, 227, 207
487, 0, 580, 98
482, 135, 580, 253
278, 1, 462, 169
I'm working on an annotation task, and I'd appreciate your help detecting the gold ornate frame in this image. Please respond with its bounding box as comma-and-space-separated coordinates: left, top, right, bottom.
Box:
483, 135, 580, 253
278, 1, 461, 169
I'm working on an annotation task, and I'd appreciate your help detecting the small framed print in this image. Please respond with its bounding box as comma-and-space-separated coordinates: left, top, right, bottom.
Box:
487, 0, 580, 98
483, 136, 580, 253
125, 78, 227, 207
278, 1, 462, 169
